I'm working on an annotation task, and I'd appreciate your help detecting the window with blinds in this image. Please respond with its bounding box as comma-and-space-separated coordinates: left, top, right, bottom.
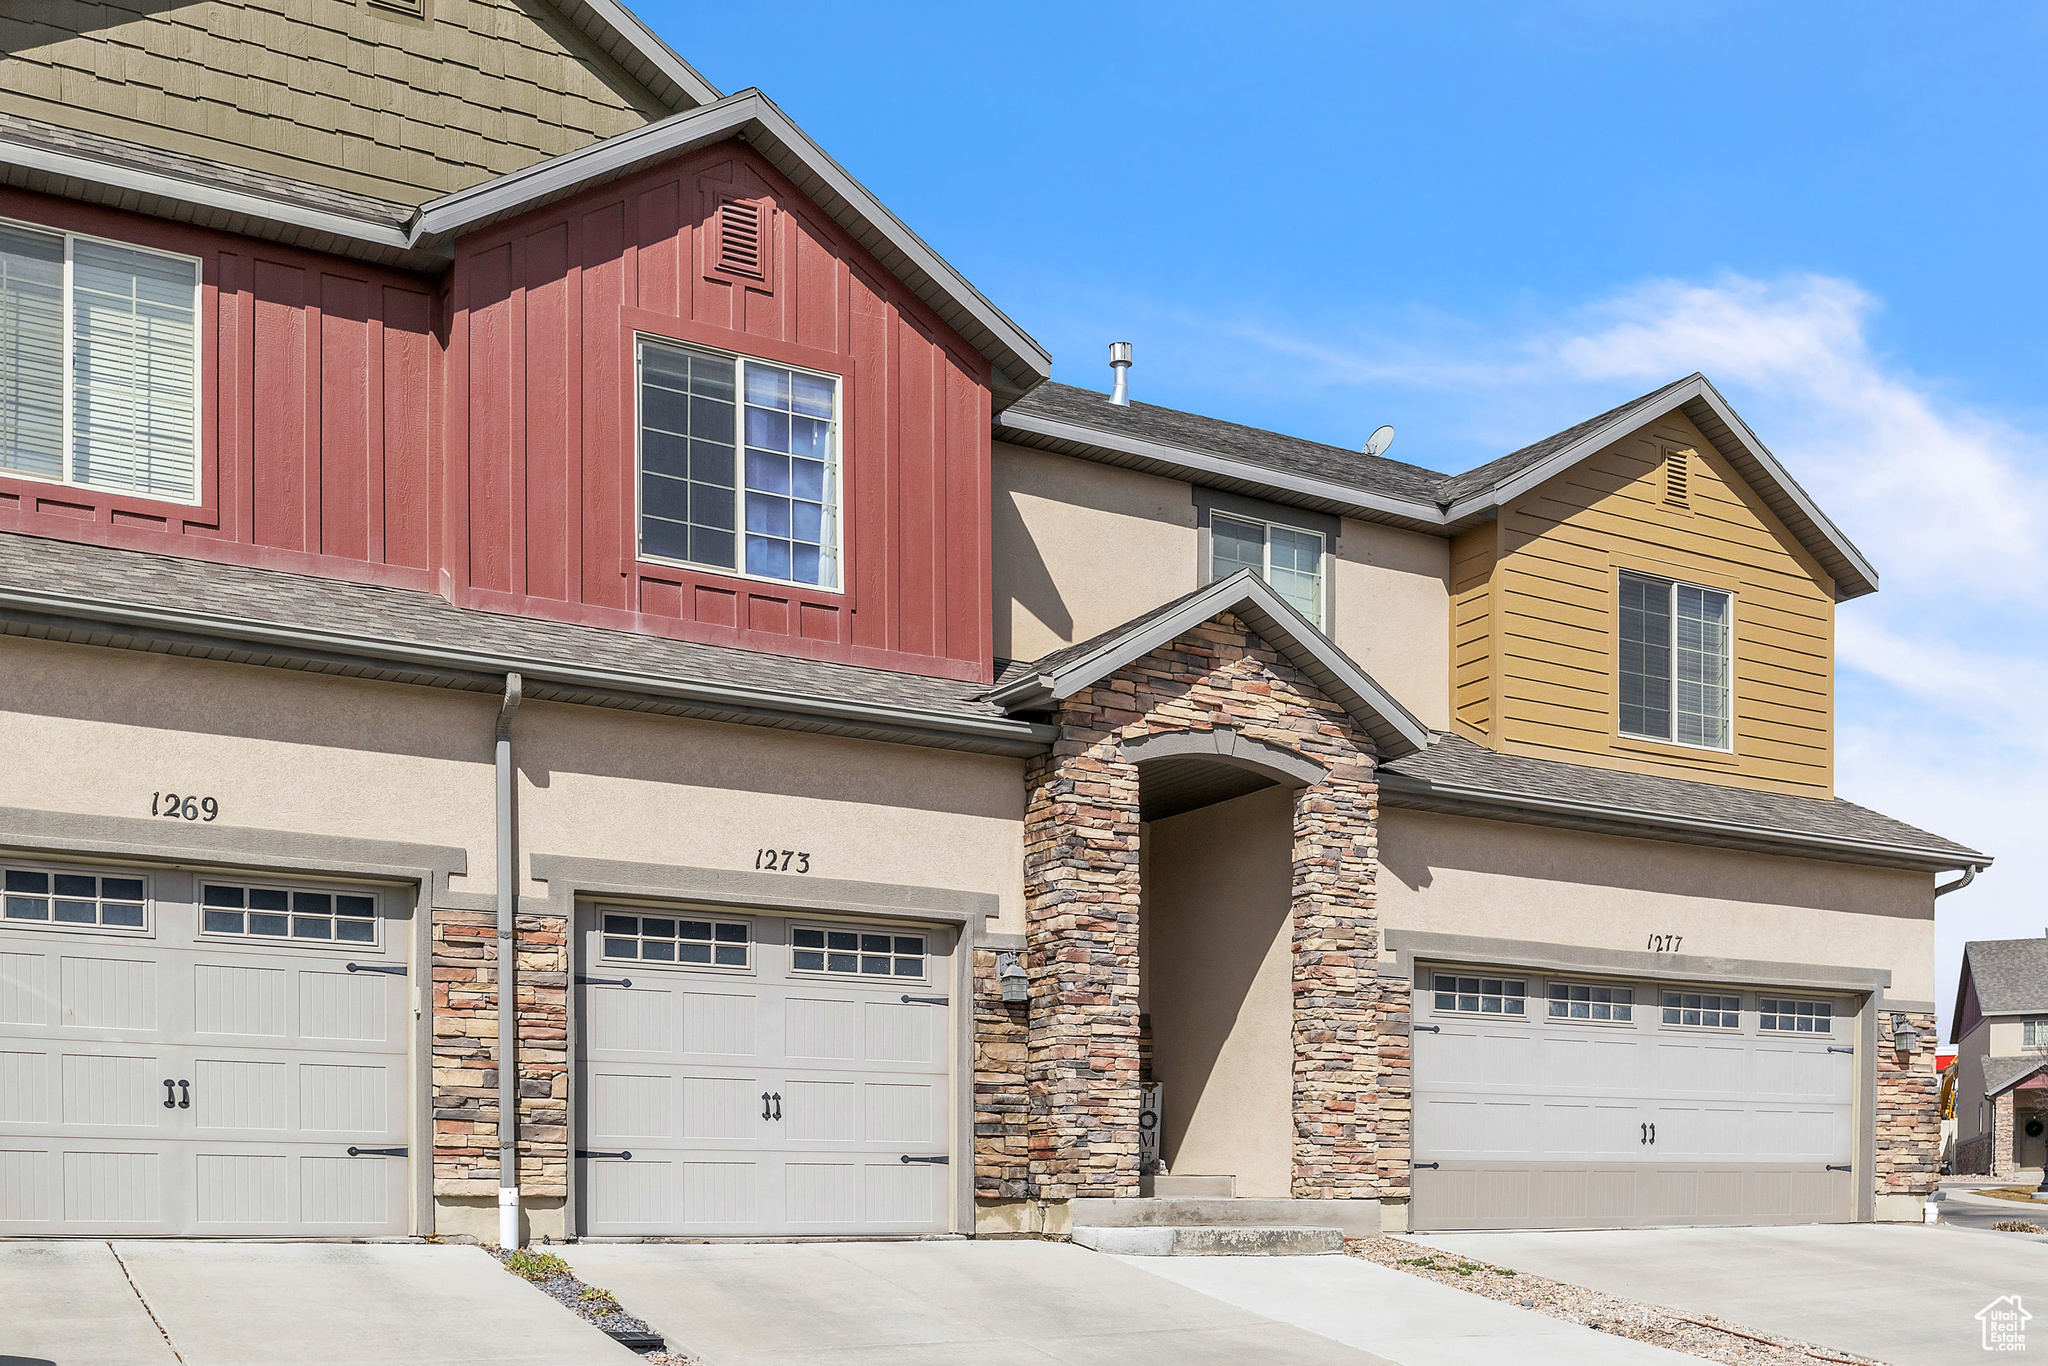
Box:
0, 222, 201, 503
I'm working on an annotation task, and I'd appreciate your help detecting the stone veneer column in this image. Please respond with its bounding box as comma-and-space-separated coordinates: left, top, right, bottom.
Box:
430, 903, 570, 1211
1992, 1091, 2016, 1178
1022, 728, 1143, 1200
1872, 1009, 1941, 1199
973, 946, 1032, 1200
1290, 762, 1395, 1198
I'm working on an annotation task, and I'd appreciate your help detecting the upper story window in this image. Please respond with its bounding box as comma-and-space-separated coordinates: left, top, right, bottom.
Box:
1618, 569, 1732, 750
0, 222, 201, 503
1212, 511, 1323, 625
2024, 1019, 2048, 1048
637, 337, 841, 590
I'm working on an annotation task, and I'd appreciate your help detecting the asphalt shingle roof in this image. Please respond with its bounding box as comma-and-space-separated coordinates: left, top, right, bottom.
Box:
1983, 1054, 2048, 1098
1430, 375, 1702, 505
1963, 938, 2048, 1017
1380, 733, 1984, 867
0, 531, 1008, 725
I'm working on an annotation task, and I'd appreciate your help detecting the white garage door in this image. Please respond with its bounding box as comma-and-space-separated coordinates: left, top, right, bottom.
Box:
576, 907, 954, 1237
0, 862, 412, 1236
1412, 967, 1856, 1231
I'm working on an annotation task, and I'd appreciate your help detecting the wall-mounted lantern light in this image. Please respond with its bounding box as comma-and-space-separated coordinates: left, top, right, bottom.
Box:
1890, 1012, 1920, 1056
997, 951, 1029, 1003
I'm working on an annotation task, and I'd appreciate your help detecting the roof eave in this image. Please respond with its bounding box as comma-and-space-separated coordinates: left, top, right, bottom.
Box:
0, 586, 1056, 759
548, 0, 722, 111
994, 409, 1447, 533
1377, 770, 1988, 872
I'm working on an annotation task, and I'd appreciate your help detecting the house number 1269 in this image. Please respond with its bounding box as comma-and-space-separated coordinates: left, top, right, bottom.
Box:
755, 849, 810, 873
152, 792, 219, 821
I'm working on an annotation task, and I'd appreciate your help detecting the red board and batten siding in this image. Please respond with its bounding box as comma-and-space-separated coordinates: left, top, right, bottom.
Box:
0, 188, 437, 590
446, 145, 993, 680
0, 140, 996, 684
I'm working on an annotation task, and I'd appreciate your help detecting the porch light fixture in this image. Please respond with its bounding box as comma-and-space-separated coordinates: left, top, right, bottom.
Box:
1889, 1013, 1920, 1055
997, 951, 1029, 1003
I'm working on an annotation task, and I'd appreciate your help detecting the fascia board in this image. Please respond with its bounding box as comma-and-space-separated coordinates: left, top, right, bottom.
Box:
550, 0, 722, 109
1376, 770, 1991, 872
994, 569, 1431, 758
996, 409, 1445, 527
0, 584, 1052, 754
0, 137, 416, 256
411, 91, 1049, 387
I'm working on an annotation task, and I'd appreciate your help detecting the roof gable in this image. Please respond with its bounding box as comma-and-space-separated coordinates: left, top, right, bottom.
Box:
1960, 937, 2048, 1022
987, 569, 1431, 758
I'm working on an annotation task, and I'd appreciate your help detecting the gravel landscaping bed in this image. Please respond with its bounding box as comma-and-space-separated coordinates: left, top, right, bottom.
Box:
489, 1247, 698, 1364
1351, 1235, 1886, 1366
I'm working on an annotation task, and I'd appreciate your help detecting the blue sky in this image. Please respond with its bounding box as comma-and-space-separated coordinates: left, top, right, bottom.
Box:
647, 1, 2048, 1035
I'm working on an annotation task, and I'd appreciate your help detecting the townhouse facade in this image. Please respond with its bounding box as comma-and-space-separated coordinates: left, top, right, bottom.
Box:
1948, 933, 2048, 1177
0, 0, 1985, 1244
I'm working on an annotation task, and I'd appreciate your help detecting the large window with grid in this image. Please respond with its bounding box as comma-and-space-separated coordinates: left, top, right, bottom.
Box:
637, 337, 840, 589
791, 926, 926, 980
1211, 511, 1324, 625
1618, 570, 1733, 750
601, 913, 749, 967
1, 221, 201, 502
202, 883, 379, 944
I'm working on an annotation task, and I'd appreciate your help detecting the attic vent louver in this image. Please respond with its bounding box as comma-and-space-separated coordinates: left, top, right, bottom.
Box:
717, 199, 765, 279
1664, 449, 1690, 506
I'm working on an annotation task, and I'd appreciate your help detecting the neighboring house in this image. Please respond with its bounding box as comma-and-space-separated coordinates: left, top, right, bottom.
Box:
1949, 933, 2048, 1176
0, 1, 1986, 1246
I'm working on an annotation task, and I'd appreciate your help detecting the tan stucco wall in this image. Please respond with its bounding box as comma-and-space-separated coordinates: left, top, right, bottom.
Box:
1986, 1020, 2031, 1055
0, 636, 1027, 928
1955, 1020, 1992, 1140
1140, 786, 1295, 1198
991, 441, 1197, 664
1333, 518, 1450, 729
1378, 808, 1937, 1000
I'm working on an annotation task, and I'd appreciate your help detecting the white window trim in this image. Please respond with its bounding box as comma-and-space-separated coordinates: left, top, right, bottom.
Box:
0, 215, 205, 507
195, 879, 385, 952
1209, 509, 1326, 627
632, 333, 847, 596
1542, 977, 1639, 1027
1757, 995, 1835, 1035
0, 860, 156, 940
2021, 1018, 2048, 1048
788, 920, 931, 984
1617, 568, 1736, 754
1658, 988, 1744, 1031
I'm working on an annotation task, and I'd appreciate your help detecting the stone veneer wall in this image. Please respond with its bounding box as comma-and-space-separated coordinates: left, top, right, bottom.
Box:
430, 904, 570, 1204
985, 610, 1402, 1205
1872, 1010, 1940, 1197
1992, 1091, 2016, 1178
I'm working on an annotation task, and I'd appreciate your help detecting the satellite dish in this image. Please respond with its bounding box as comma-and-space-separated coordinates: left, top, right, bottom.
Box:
1363, 425, 1395, 458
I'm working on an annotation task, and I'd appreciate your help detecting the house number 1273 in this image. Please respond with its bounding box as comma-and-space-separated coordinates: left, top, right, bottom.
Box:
755, 849, 810, 873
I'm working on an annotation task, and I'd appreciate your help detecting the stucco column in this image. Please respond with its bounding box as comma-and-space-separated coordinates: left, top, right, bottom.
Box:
1290, 758, 1391, 1198
1023, 729, 1143, 1199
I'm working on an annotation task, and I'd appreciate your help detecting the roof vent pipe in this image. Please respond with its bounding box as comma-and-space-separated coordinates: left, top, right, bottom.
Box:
1108, 342, 1133, 406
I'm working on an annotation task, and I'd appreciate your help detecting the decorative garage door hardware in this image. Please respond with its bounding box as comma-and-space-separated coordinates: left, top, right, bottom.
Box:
899, 994, 947, 1005
345, 961, 406, 975
347, 1146, 407, 1157
1412, 1024, 1441, 1033
1828, 1045, 1854, 1054
576, 974, 632, 987
1640, 1123, 1657, 1145
899, 1155, 948, 1164
760, 1092, 782, 1120
578, 1150, 633, 1160
1413, 1162, 1440, 1170
160, 1078, 189, 1109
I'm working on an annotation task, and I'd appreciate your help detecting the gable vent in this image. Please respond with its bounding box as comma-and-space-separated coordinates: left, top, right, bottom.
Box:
1664, 449, 1690, 506
717, 199, 766, 279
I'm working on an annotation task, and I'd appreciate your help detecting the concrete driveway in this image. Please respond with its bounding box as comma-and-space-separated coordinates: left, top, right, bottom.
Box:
0, 1241, 640, 1366
1409, 1222, 2048, 1366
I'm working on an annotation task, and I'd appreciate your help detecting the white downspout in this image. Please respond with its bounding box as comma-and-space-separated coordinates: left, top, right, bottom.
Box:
495, 673, 523, 1248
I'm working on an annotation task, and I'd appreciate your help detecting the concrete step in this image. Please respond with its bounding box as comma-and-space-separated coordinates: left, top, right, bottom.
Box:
1067, 1197, 1382, 1238
1072, 1225, 1344, 1257
1144, 1175, 1234, 1198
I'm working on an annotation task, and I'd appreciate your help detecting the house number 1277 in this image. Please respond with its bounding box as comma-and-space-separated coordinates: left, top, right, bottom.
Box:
755, 849, 810, 873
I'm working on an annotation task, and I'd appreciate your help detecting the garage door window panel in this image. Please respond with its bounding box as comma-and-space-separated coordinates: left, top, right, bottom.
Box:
1547, 982, 1634, 1022
792, 926, 926, 980
1758, 998, 1831, 1033
1431, 974, 1525, 1015
1662, 992, 1741, 1029
603, 913, 750, 968
2, 867, 148, 931
200, 884, 378, 946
